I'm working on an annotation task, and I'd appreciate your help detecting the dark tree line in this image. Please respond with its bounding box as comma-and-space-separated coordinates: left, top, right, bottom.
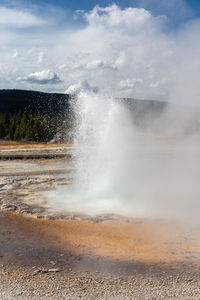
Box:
0, 111, 71, 142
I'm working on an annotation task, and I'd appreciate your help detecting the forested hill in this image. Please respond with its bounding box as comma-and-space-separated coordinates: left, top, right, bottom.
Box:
0, 89, 167, 142
0, 89, 71, 116
0, 89, 166, 117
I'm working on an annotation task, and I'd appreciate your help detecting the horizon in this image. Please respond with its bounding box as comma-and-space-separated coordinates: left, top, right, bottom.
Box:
0, 88, 162, 103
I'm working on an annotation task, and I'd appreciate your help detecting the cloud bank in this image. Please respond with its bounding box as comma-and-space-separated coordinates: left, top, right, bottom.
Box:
0, 2, 200, 103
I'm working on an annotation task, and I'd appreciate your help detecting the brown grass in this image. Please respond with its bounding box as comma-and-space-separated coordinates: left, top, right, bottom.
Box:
0, 141, 71, 150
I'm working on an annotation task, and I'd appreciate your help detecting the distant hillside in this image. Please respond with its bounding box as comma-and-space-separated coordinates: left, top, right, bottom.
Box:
0, 89, 166, 118
1, 89, 200, 140
0, 89, 71, 116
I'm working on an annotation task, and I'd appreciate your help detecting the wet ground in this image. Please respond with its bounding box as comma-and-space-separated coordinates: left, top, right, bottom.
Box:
0, 158, 74, 218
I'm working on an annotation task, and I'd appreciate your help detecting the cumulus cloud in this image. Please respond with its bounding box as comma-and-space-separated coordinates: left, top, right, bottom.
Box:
120, 78, 143, 90
65, 80, 99, 94
85, 4, 155, 30
16, 70, 62, 85
0, 2, 200, 100
62, 4, 172, 99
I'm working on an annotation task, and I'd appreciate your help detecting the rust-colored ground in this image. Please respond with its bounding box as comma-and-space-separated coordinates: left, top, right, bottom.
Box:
1, 211, 200, 299
1, 211, 200, 267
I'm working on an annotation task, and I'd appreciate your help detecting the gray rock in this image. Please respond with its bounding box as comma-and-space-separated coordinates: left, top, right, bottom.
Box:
48, 268, 60, 272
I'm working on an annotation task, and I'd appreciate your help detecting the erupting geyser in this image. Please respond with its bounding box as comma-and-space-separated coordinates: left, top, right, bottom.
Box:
46, 92, 139, 216
70, 92, 137, 214
45, 91, 200, 224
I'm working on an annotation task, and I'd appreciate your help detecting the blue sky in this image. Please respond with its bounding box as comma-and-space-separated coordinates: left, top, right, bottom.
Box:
3, 0, 200, 23
0, 0, 200, 101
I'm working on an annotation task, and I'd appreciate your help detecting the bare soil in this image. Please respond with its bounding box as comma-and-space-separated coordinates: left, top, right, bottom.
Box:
1, 143, 200, 299
1, 211, 200, 299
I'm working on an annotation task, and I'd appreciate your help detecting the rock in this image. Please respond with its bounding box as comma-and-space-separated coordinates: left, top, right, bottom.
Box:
39, 269, 48, 274
32, 268, 48, 275
1, 204, 18, 211
20, 210, 32, 215
32, 270, 41, 276
187, 278, 194, 282
48, 268, 60, 272
32, 267, 60, 275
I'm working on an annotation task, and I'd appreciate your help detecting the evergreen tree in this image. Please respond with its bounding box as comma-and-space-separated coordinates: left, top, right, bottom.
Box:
13, 123, 21, 141
0, 109, 70, 142
0, 114, 6, 138
8, 115, 16, 140
19, 110, 27, 140
0, 113, 9, 138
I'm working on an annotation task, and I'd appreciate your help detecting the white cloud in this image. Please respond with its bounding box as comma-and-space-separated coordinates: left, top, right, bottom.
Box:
37, 52, 44, 64
86, 60, 117, 71
85, 4, 154, 30
0, 3, 200, 101
73, 9, 85, 21
16, 70, 62, 85
120, 78, 143, 90
63, 4, 171, 99
12, 50, 19, 58
65, 80, 99, 94
67, 59, 117, 72
149, 81, 160, 89
0, 7, 45, 28
57, 64, 67, 71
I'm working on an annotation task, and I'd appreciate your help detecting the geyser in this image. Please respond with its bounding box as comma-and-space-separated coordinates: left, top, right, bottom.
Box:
71, 92, 138, 213
45, 92, 200, 224
46, 92, 139, 216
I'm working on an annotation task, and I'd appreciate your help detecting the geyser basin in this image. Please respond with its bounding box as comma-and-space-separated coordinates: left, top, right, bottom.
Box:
44, 93, 200, 224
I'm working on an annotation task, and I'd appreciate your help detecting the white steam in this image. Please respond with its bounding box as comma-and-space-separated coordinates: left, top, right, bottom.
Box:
45, 91, 200, 224
46, 92, 137, 216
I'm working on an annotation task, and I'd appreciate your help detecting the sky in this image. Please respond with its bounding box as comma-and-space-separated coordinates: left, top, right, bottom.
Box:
1, 0, 200, 100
